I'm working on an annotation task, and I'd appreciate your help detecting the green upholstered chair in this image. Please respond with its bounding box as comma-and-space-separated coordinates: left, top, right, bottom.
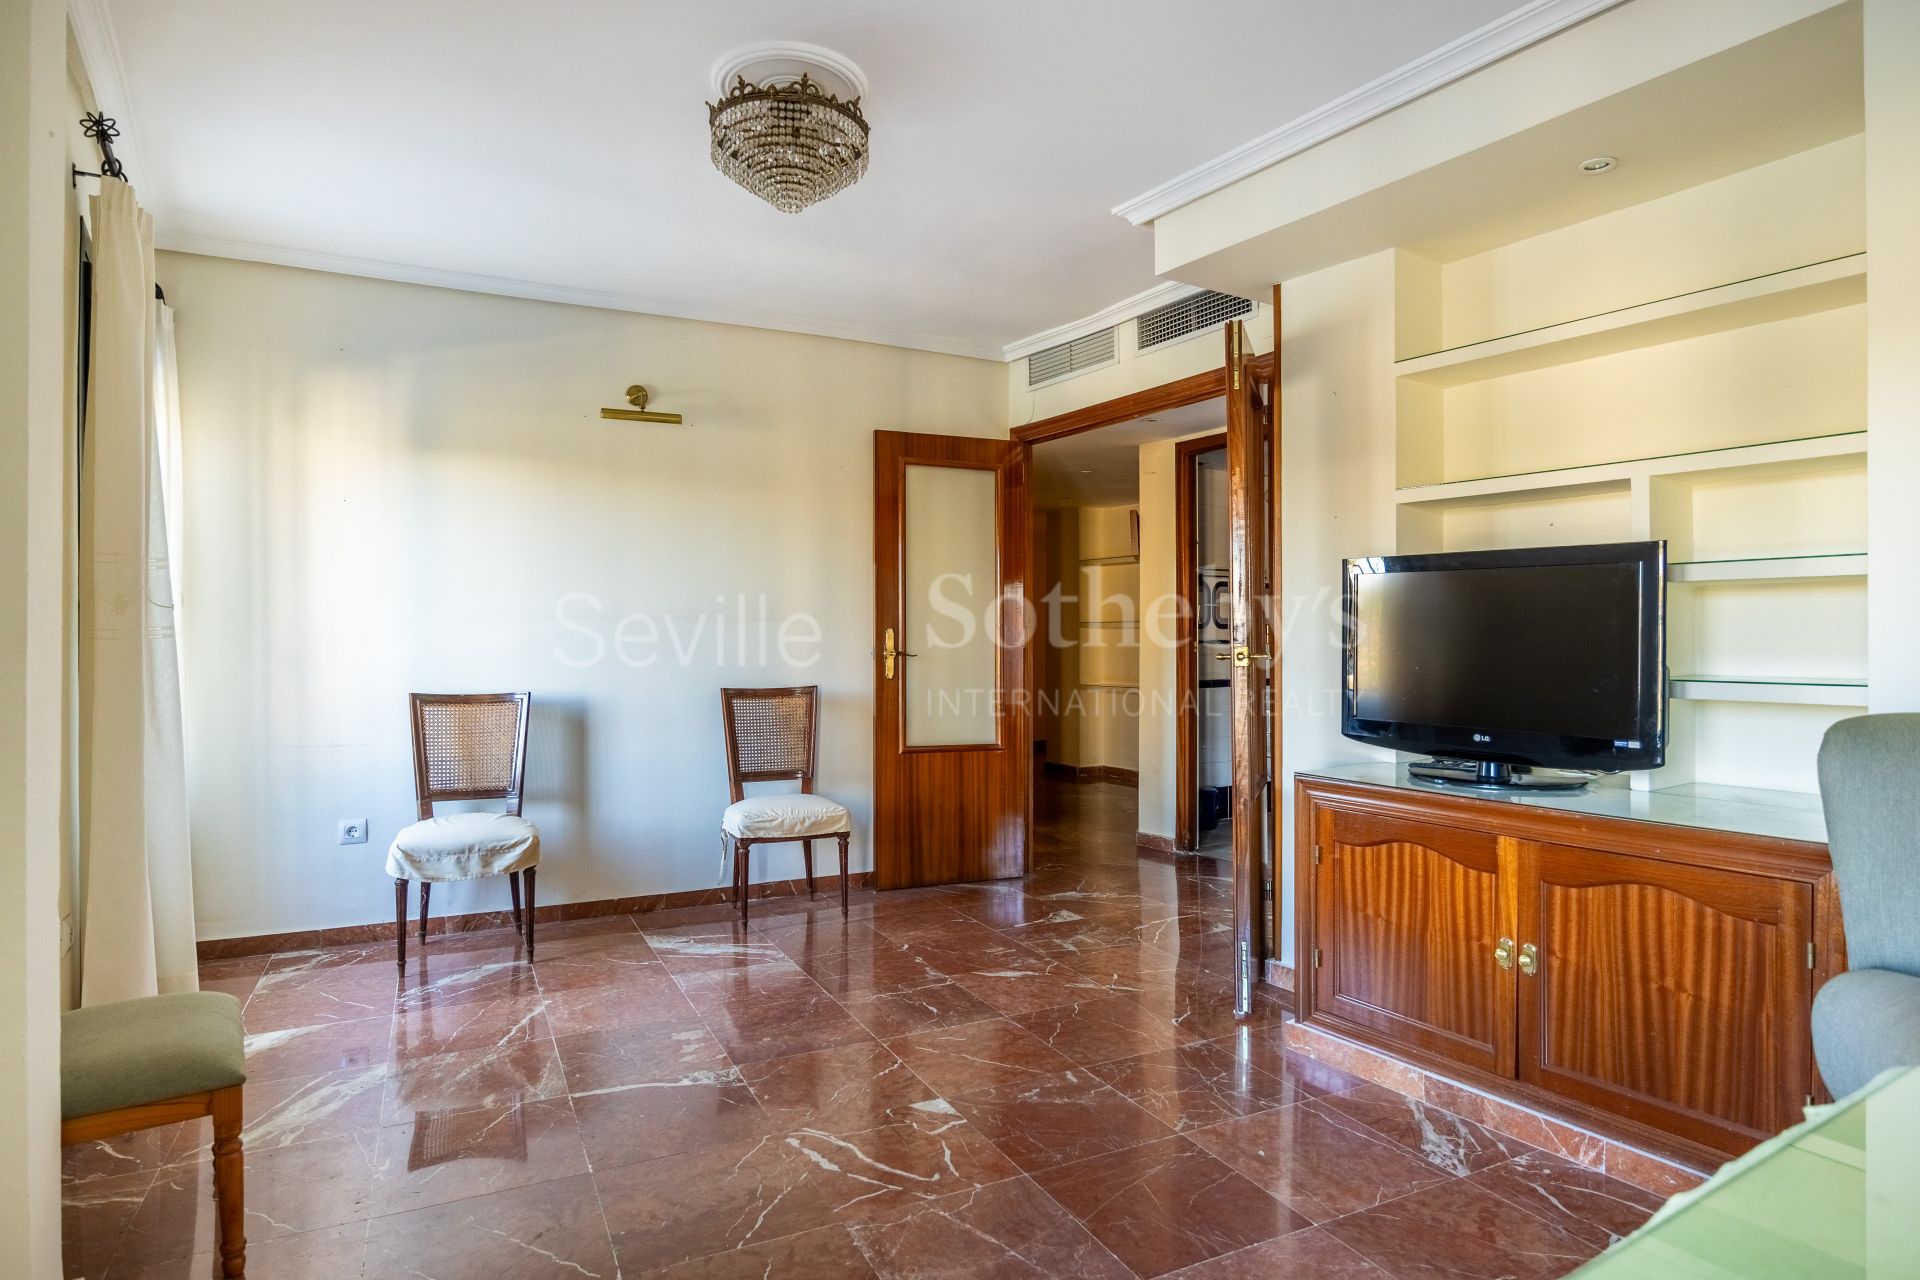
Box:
1813, 714, 1920, 1098
62, 990, 248, 1277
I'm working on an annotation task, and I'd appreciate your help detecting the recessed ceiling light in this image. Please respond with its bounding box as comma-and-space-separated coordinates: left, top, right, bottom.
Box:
1578, 156, 1618, 174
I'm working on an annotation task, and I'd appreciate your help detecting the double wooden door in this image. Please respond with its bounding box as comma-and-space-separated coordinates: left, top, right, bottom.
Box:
1309, 802, 1816, 1156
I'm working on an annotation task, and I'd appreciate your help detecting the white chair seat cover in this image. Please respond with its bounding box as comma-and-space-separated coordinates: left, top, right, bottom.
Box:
722, 793, 851, 840
385, 812, 540, 881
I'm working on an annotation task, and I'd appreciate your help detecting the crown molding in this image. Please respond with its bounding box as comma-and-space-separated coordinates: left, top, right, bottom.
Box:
1111, 0, 1628, 227
68, 0, 152, 192
1002, 280, 1205, 362
153, 230, 1009, 361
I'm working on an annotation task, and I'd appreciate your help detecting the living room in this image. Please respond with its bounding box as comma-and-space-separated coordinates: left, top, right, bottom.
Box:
4, 1, 1917, 1277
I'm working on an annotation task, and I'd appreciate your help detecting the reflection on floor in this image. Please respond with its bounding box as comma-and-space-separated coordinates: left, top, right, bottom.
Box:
62, 778, 1659, 1278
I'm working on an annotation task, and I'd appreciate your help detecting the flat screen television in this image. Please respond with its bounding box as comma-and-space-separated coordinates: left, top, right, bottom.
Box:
1341, 541, 1667, 787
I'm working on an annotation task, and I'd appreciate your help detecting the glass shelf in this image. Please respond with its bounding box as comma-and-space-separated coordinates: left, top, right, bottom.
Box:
1670, 676, 1868, 707
1669, 553, 1867, 583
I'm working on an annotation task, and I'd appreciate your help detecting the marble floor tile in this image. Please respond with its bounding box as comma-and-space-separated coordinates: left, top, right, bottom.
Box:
944, 1067, 1175, 1174
736, 1040, 936, 1134
553, 1015, 733, 1095
642, 1224, 877, 1278
1013, 994, 1195, 1065
694, 990, 875, 1065
362, 1172, 619, 1279
1089, 1041, 1296, 1131
382, 1037, 569, 1122
596, 1114, 1020, 1273
367, 1096, 591, 1216
105, 1220, 371, 1280
885, 1017, 1079, 1098
1185, 1102, 1452, 1224
1467, 1151, 1664, 1250
61, 1170, 149, 1279
1163, 1225, 1389, 1279
1033, 1134, 1309, 1277
569, 1064, 777, 1172
835, 974, 1003, 1038
242, 1015, 393, 1085
848, 1175, 1133, 1279
1325, 1177, 1600, 1280
540, 974, 700, 1038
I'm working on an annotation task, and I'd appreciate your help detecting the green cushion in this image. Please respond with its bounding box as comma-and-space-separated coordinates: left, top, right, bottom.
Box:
61, 991, 246, 1120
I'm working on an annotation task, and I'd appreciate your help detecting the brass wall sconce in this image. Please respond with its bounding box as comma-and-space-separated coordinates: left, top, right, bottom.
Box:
600, 385, 683, 425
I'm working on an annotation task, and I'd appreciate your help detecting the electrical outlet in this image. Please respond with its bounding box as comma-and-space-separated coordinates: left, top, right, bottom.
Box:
338, 818, 368, 846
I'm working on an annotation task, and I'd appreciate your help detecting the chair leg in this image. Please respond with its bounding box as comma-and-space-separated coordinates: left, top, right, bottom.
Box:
509, 871, 523, 930
803, 839, 816, 899
837, 833, 850, 915
735, 839, 751, 922
210, 1085, 246, 1278
395, 878, 408, 970
523, 867, 537, 958
419, 881, 431, 945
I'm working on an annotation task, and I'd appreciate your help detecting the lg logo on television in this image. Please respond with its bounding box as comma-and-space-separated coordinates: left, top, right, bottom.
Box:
1472, 733, 1492, 743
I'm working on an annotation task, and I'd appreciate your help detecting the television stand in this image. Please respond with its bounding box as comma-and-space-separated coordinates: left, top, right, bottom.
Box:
1407, 757, 1594, 791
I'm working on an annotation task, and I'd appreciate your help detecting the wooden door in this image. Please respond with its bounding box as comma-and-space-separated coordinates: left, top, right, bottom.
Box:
873, 431, 1030, 889
1312, 807, 1517, 1076
1224, 319, 1271, 1015
1517, 842, 1814, 1152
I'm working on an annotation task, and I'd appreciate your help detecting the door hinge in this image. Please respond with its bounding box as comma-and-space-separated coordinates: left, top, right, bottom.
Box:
1262, 879, 1274, 893
1807, 942, 1815, 970
1312, 946, 1322, 968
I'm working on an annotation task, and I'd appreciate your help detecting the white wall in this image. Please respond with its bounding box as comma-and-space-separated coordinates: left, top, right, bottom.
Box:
162, 253, 1006, 939
1275, 252, 1404, 963
0, 0, 72, 1270
1866, 0, 1920, 712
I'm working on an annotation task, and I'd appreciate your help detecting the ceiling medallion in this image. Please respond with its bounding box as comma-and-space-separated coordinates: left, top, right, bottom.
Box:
706, 45, 870, 214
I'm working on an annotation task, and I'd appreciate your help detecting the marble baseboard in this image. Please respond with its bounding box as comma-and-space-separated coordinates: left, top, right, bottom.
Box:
1284, 1020, 1709, 1199
196, 871, 878, 962
1263, 960, 1294, 992
1135, 832, 1176, 855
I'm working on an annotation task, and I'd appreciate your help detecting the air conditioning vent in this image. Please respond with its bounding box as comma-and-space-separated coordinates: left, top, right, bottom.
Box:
1027, 327, 1116, 387
1136, 290, 1254, 351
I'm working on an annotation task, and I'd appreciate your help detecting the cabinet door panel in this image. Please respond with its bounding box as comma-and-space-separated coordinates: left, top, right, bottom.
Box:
1518, 842, 1812, 1153
1315, 809, 1514, 1076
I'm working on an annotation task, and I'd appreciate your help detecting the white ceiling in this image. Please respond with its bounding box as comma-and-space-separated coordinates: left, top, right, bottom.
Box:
98, 0, 1524, 359
1033, 397, 1226, 509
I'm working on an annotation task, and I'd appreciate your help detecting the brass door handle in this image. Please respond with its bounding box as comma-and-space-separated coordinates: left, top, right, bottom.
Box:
1213, 646, 1273, 667
881, 628, 917, 680
1494, 937, 1515, 970
1517, 943, 1539, 977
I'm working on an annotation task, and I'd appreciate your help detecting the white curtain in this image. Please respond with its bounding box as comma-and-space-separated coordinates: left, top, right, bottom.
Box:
78, 177, 199, 1005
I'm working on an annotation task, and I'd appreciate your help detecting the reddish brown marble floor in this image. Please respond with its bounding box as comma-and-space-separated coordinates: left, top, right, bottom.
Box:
62, 780, 1660, 1278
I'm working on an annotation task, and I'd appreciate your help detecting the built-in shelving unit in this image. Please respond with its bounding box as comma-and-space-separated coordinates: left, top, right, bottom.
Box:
1391, 186, 1870, 791
1394, 255, 1865, 388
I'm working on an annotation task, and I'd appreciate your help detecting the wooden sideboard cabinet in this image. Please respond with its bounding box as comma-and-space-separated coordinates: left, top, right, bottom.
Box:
1294, 766, 1842, 1164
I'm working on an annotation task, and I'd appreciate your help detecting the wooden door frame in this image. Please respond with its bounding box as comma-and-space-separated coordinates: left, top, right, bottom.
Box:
1173, 430, 1229, 854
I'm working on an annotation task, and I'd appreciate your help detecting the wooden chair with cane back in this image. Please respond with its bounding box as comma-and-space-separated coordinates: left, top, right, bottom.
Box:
719, 686, 852, 920
386, 692, 539, 967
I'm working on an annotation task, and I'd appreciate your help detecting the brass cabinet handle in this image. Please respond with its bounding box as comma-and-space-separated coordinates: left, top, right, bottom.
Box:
1517, 943, 1539, 977
1494, 937, 1515, 970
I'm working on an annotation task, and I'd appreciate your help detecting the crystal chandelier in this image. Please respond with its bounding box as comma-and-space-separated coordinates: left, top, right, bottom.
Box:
707, 72, 870, 213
